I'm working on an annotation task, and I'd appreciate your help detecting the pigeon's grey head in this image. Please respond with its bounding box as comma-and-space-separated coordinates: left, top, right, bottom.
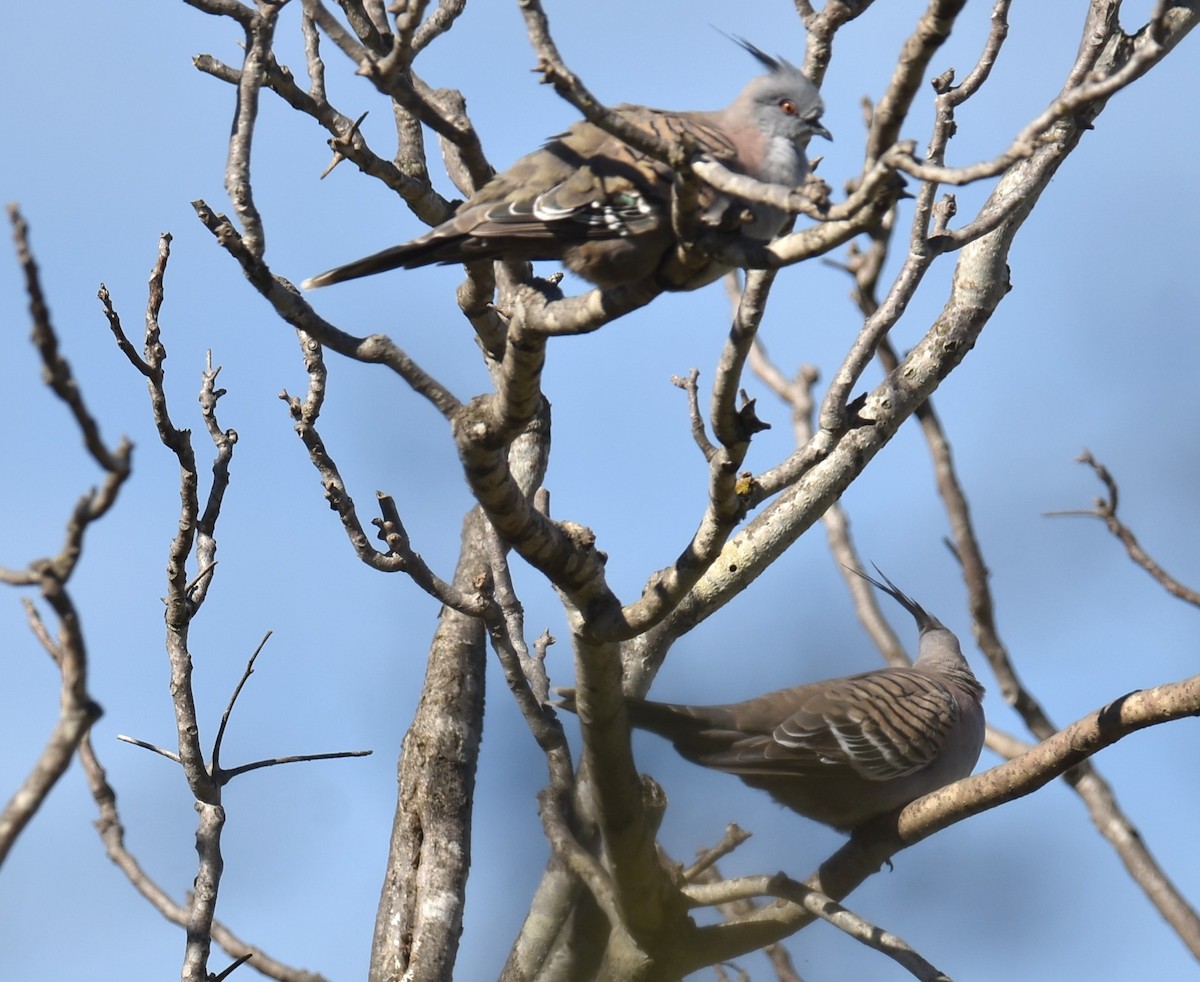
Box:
730, 36, 832, 146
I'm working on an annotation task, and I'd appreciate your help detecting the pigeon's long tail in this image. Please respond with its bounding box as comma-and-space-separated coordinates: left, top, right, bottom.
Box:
301, 233, 458, 289
555, 687, 730, 747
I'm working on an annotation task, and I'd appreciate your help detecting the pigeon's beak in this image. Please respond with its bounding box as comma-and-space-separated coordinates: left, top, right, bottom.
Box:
811, 120, 833, 142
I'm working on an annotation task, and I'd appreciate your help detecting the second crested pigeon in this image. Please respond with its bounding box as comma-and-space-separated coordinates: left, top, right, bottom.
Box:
558, 568, 985, 832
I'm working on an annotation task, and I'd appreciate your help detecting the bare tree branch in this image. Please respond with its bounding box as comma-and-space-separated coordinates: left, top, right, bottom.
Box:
1047, 451, 1200, 607
685, 874, 951, 981
78, 733, 330, 982
0, 207, 121, 866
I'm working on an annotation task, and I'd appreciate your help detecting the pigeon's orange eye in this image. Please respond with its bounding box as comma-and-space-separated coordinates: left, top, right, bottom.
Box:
780, 99, 798, 115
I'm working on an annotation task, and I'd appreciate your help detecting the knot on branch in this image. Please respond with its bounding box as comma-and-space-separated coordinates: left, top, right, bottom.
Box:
734, 392, 771, 441
559, 521, 601, 559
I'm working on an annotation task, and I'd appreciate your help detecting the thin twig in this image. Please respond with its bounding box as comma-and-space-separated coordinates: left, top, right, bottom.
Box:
671, 368, 717, 461
219, 750, 373, 781
1046, 451, 1200, 607
116, 735, 183, 764
683, 824, 752, 882
212, 632, 273, 772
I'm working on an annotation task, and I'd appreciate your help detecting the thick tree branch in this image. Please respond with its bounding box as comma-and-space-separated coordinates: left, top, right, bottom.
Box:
368, 510, 488, 982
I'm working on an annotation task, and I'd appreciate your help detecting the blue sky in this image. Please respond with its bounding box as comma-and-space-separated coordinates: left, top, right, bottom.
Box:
2, 2, 1198, 980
